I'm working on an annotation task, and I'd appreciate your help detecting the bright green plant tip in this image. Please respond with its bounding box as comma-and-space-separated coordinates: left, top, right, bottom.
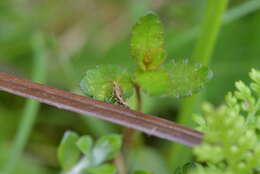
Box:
58, 131, 80, 172
131, 12, 166, 70
249, 68, 260, 95
76, 135, 93, 158
80, 65, 133, 103
190, 69, 260, 174
92, 134, 122, 164
135, 59, 213, 98
85, 164, 117, 174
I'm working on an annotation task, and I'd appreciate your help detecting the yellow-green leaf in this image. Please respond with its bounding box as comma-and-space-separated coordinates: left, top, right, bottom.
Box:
80, 65, 133, 103
131, 12, 166, 70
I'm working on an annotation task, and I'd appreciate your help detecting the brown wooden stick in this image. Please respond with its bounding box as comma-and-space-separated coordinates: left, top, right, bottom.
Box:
0, 73, 203, 147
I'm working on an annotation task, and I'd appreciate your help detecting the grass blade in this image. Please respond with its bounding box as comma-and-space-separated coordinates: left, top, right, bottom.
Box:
3, 32, 47, 174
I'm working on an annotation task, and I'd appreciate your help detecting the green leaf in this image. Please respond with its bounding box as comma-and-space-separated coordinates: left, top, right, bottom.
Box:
80, 65, 133, 103
58, 131, 80, 171
131, 11, 166, 70
135, 69, 170, 96
76, 135, 93, 159
191, 68, 260, 174
92, 134, 122, 165
163, 59, 213, 98
85, 164, 116, 174
249, 68, 260, 95
133, 171, 154, 174
135, 59, 213, 98
174, 162, 196, 174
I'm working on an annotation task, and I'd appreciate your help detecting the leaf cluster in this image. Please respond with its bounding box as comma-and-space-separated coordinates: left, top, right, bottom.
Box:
57, 131, 122, 174
57, 131, 154, 174
190, 69, 260, 174
80, 12, 212, 104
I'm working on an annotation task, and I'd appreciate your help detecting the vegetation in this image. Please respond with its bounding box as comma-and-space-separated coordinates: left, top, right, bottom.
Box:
190, 69, 260, 174
0, 0, 260, 174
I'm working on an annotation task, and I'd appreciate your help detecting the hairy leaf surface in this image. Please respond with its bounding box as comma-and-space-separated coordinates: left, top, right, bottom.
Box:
80, 65, 133, 103
135, 59, 213, 98
131, 12, 166, 70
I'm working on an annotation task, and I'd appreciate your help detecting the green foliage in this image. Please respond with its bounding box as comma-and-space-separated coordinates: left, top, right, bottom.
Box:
190, 69, 260, 174
85, 164, 116, 174
127, 146, 170, 174
249, 69, 260, 96
92, 134, 122, 164
76, 135, 93, 158
58, 131, 80, 172
81, 12, 212, 103
131, 13, 212, 98
135, 69, 170, 96
189, 165, 228, 174
136, 59, 212, 98
163, 60, 212, 98
2, 32, 48, 174
80, 65, 133, 103
2, 1, 260, 174
57, 132, 122, 174
174, 162, 196, 174
133, 170, 154, 174
131, 12, 166, 70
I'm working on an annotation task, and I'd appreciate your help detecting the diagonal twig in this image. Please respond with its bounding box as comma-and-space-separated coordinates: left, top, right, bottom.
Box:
0, 73, 203, 147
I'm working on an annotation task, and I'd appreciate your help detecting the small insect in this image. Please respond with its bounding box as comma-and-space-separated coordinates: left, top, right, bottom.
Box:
112, 81, 129, 108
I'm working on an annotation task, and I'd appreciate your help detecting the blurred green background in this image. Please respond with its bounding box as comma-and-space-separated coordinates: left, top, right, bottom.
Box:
0, 0, 260, 173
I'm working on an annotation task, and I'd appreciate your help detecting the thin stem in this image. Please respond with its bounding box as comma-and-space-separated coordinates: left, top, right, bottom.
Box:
123, 82, 142, 147
114, 152, 127, 174
0, 73, 203, 147
133, 83, 142, 112
169, 0, 229, 169
3, 33, 47, 174
192, 0, 229, 63
167, 0, 260, 51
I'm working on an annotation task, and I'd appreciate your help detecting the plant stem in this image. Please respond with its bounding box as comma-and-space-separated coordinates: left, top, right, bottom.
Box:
3, 33, 47, 174
123, 83, 142, 147
0, 73, 203, 147
192, 0, 229, 63
167, 0, 260, 51
169, 0, 229, 170
133, 82, 142, 112
121, 83, 142, 174
114, 152, 127, 174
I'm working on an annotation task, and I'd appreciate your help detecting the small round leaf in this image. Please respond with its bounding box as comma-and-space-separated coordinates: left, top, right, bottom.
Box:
131, 12, 166, 70
76, 135, 93, 159
80, 65, 133, 103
